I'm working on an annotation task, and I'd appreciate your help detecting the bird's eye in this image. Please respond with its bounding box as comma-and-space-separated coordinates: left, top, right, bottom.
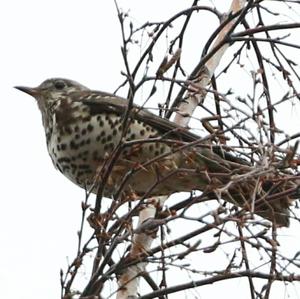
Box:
54, 80, 66, 90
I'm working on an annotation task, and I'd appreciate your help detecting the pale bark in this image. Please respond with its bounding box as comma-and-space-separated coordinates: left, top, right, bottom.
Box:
174, 0, 247, 127
116, 196, 167, 299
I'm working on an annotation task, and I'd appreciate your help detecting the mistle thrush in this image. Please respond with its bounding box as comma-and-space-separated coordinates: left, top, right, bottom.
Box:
15, 78, 298, 226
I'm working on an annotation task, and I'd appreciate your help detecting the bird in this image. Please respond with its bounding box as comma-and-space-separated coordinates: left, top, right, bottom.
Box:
15, 78, 297, 226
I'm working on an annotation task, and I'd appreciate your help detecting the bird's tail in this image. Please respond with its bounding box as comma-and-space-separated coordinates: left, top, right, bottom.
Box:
181, 146, 297, 227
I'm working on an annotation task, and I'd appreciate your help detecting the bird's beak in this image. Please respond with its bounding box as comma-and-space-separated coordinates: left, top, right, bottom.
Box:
14, 86, 40, 97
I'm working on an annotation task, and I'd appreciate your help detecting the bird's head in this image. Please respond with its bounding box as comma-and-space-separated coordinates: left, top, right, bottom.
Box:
15, 78, 89, 101
15, 78, 90, 130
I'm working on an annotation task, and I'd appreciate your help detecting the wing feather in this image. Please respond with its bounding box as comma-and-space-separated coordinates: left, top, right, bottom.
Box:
71, 90, 248, 165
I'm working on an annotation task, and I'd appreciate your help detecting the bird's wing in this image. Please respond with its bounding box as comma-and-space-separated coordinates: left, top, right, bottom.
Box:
72, 90, 249, 165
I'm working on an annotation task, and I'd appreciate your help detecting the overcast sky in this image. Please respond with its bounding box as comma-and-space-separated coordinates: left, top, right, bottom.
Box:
1, 1, 299, 299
